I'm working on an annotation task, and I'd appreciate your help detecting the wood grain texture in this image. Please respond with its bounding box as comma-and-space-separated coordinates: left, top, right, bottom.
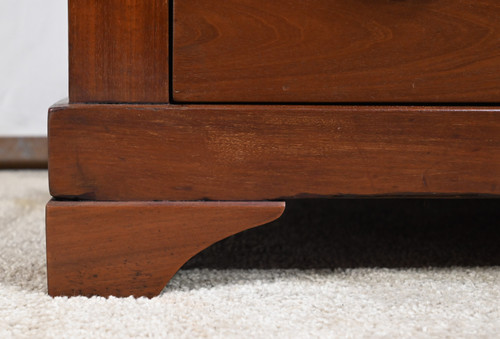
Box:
69, 0, 169, 103
48, 103, 500, 200
173, 0, 500, 103
46, 200, 285, 297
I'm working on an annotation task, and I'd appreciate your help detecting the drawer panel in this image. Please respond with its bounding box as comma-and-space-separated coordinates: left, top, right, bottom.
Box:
173, 0, 500, 103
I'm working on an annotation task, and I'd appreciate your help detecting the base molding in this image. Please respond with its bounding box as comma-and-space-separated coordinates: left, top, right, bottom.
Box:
46, 200, 285, 298
46, 102, 500, 297
49, 103, 500, 200
0, 137, 47, 169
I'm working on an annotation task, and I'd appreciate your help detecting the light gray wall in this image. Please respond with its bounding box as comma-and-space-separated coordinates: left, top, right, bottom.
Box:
0, 0, 67, 136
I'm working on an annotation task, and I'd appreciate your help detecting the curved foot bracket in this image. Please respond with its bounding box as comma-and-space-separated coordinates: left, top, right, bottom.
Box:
46, 200, 285, 298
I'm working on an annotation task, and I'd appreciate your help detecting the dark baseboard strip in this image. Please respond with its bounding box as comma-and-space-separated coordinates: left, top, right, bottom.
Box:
0, 137, 48, 169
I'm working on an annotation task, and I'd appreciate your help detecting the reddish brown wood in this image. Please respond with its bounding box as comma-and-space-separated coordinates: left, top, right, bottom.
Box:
173, 0, 500, 103
48, 103, 500, 201
69, 0, 169, 103
46, 200, 285, 297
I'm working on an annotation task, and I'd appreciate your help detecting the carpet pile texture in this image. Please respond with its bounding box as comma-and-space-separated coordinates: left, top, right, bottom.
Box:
0, 170, 499, 338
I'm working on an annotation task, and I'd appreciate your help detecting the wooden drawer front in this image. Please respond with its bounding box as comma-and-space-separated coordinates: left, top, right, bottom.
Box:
173, 0, 500, 103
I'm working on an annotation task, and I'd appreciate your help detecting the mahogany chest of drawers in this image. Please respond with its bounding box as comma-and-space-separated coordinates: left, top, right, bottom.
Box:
46, 0, 500, 297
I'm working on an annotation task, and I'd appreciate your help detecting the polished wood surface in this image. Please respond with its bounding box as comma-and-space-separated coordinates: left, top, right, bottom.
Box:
48, 103, 500, 201
46, 200, 285, 297
49, 0, 500, 299
173, 0, 500, 103
69, 0, 169, 103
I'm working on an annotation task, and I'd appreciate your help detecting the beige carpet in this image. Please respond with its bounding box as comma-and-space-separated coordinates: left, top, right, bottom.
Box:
0, 170, 499, 338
